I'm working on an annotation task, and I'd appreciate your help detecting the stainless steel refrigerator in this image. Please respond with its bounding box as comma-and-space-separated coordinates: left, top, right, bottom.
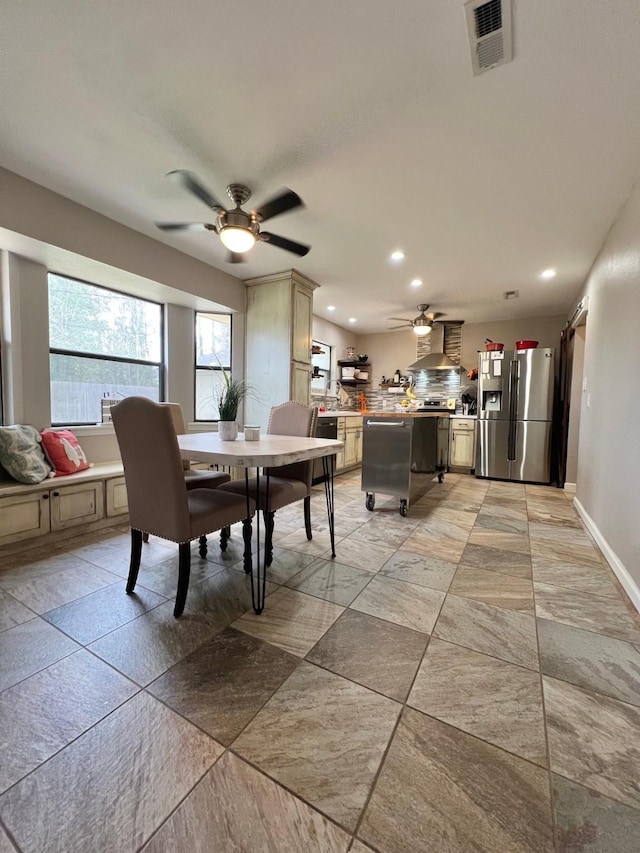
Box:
476, 348, 555, 483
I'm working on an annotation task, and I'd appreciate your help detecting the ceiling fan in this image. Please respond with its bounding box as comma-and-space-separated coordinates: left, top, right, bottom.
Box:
388, 304, 444, 336
155, 170, 310, 264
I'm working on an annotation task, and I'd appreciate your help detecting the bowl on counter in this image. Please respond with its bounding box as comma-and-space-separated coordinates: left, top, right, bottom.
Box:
355, 370, 369, 380
515, 340, 539, 350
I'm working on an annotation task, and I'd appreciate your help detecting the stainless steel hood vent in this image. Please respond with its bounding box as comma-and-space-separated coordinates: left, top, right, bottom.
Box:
406, 324, 463, 371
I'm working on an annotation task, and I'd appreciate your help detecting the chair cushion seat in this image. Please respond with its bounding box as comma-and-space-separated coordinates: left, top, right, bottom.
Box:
183, 469, 231, 490
186, 489, 255, 539
218, 476, 309, 512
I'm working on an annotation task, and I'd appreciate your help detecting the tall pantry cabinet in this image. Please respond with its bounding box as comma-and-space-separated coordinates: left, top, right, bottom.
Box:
244, 270, 318, 430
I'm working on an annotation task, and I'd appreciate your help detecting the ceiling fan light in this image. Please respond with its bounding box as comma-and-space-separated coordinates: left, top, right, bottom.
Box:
219, 226, 256, 253
413, 324, 431, 336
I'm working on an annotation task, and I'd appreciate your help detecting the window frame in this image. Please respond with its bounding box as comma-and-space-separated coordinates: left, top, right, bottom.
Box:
48, 273, 165, 426
194, 310, 233, 423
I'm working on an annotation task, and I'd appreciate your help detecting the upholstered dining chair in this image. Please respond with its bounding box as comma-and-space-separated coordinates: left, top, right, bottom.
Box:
140, 403, 231, 551
217, 401, 318, 567
112, 396, 255, 617
160, 402, 231, 490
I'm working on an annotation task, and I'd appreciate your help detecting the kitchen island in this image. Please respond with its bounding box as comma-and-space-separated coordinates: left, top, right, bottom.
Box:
359, 412, 448, 516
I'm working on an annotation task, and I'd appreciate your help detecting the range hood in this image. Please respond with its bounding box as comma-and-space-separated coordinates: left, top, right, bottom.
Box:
406, 324, 463, 371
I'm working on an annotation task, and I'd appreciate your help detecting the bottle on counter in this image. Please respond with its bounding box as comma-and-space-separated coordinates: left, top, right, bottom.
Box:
393, 369, 401, 384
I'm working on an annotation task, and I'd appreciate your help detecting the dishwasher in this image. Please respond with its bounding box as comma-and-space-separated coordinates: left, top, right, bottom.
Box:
361, 415, 444, 516
312, 416, 338, 484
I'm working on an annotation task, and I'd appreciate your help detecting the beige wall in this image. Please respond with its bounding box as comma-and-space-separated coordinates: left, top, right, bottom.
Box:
573, 180, 640, 595
565, 324, 586, 486
0, 167, 245, 311
312, 315, 358, 383
460, 315, 566, 373
354, 315, 566, 390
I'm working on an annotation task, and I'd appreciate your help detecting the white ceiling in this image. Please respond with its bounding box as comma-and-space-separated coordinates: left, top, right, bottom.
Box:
1, 0, 640, 333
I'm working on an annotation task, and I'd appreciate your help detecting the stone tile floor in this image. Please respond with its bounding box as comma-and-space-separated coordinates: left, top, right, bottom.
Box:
1, 471, 639, 852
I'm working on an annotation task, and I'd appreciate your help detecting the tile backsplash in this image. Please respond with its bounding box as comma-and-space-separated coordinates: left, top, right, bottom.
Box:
313, 323, 466, 411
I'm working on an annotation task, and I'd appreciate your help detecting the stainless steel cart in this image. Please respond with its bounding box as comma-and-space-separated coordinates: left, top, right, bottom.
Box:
361, 414, 444, 516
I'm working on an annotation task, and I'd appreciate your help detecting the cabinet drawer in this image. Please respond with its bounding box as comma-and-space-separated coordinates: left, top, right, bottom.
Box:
450, 419, 476, 431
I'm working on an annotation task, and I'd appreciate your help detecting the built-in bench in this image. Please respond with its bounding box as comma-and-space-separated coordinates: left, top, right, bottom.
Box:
0, 461, 128, 555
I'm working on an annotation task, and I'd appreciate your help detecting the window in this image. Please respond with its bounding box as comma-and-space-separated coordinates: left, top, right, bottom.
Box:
311, 339, 331, 395
48, 274, 164, 425
195, 312, 232, 421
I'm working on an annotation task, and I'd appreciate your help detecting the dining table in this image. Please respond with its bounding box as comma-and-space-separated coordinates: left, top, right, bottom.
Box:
177, 431, 344, 614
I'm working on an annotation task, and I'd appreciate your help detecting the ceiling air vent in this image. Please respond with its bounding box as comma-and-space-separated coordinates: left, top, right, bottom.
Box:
464, 0, 512, 76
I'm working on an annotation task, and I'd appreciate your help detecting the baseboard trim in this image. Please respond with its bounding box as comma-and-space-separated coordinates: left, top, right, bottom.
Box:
563, 482, 576, 494
574, 497, 640, 614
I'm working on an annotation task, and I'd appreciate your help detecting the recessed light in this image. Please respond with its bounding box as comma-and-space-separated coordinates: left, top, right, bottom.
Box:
348, 318, 357, 324
327, 305, 336, 311
540, 268, 556, 280
390, 250, 405, 262
410, 278, 422, 287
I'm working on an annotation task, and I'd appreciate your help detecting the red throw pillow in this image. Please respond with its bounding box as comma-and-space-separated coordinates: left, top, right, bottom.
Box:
40, 429, 92, 477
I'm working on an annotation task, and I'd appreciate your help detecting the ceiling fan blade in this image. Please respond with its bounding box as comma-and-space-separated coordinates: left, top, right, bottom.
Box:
227, 251, 247, 264
259, 232, 310, 256
388, 324, 412, 330
427, 312, 444, 321
389, 317, 413, 323
167, 170, 226, 213
155, 221, 216, 232
253, 189, 304, 222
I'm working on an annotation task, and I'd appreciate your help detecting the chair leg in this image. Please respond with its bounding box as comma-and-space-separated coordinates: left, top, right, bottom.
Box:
220, 526, 230, 552
265, 511, 275, 567
242, 518, 253, 575
126, 529, 143, 594
142, 532, 149, 543
199, 535, 208, 558
304, 495, 312, 541
174, 542, 191, 618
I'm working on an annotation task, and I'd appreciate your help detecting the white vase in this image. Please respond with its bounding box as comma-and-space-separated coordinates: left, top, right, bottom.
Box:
218, 420, 238, 441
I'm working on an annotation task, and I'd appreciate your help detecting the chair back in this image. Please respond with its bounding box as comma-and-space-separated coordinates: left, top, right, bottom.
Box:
160, 402, 191, 471
266, 401, 318, 487
112, 397, 191, 540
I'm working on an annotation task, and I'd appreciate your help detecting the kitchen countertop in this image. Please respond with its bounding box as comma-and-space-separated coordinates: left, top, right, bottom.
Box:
318, 410, 449, 418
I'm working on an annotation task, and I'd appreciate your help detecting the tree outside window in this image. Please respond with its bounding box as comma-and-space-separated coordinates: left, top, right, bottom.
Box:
48, 274, 164, 425
195, 312, 232, 421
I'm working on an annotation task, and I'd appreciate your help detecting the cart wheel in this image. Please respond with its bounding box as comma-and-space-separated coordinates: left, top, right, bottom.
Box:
438, 472, 445, 483
365, 493, 375, 511
399, 499, 408, 517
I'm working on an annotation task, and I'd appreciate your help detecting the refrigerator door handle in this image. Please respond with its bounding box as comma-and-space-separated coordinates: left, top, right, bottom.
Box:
507, 360, 518, 461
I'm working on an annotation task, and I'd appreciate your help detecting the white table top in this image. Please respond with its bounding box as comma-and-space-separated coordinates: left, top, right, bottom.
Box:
178, 432, 344, 467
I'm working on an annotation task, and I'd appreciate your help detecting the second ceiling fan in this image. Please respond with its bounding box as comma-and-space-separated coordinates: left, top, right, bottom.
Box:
388, 304, 444, 336
155, 170, 310, 264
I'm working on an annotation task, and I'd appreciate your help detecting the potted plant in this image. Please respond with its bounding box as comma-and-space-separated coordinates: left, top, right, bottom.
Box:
213, 360, 252, 441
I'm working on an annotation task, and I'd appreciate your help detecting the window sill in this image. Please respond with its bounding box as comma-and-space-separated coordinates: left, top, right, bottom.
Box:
54, 424, 116, 436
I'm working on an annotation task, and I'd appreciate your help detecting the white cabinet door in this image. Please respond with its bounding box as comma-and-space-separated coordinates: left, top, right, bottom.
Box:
292, 283, 312, 364
450, 424, 476, 468
0, 492, 50, 545
344, 430, 358, 468
290, 361, 311, 405
106, 477, 129, 517
50, 482, 105, 530
336, 419, 346, 471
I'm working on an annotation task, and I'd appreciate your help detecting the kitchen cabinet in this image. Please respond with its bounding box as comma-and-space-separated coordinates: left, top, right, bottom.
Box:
245, 270, 319, 429
449, 417, 476, 470
0, 479, 105, 546
337, 416, 363, 471
0, 463, 127, 550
